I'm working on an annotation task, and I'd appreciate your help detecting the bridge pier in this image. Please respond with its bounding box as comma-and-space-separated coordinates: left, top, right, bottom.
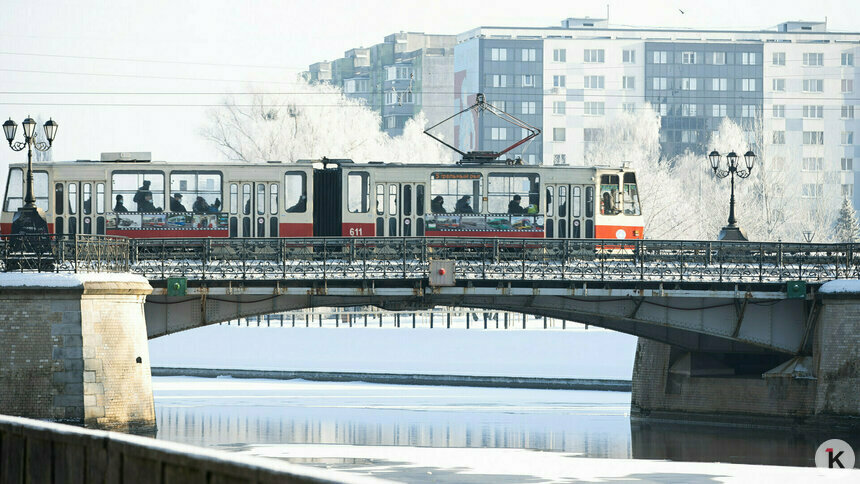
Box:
631, 287, 860, 430
0, 273, 156, 432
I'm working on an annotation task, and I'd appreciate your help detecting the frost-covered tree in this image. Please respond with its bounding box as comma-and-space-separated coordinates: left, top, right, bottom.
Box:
834, 197, 860, 242
201, 80, 453, 164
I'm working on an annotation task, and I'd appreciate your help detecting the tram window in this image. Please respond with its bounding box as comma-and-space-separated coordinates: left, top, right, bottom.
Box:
389, 184, 398, 215
403, 185, 412, 216
431, 172, 481, 214
83, 183, 92, 215
599, 174, 621, 215
96, 183, 105, 214
375, 184, 384, 215
347, 171, 370, 213
170, 172, 222, 213
270, 184, 278, 215
416, 185, 425, 216
111, 172, 164, 212
55, 183, 64, 215
242, 184, 251, 215
488, 173, 539, 214
3, 168, 23, 212
256, 184, 265, 215
68, 183, 77, 215
546, 187, 553, 217
585, 187, 594, 218
34, 172, 48, 212
573, 187, 581, 217
623, 173, 641, 216
558, 186, 567, 218
230, 184, 238, 215
284, 172, 307, 213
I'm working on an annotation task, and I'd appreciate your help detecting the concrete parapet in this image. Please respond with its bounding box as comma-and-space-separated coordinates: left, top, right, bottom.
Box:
0, 273, 156, 431
0, 414, 388, 484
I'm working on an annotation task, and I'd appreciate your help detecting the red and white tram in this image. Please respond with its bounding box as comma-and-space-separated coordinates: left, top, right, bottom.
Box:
1, 153, 644, 240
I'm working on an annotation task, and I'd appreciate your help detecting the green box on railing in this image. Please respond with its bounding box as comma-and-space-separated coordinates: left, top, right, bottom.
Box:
787, 280, 806, 299
167, 277, 187, 296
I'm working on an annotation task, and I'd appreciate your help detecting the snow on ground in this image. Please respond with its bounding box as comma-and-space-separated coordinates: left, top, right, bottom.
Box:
148, 325, 637, 380
0, 271, 149, 287
819, 279, 860, 294
243, 444, 859, 483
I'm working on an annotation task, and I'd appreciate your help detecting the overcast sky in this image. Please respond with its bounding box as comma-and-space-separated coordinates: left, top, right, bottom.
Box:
0, 0, 858, 164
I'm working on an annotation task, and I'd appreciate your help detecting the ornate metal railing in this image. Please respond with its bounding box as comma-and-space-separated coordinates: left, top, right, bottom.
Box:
129, 237, 859, 284
1, 234, 130, 273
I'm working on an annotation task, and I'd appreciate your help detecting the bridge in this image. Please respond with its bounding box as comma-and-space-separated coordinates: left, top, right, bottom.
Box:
1, 235, 859, 432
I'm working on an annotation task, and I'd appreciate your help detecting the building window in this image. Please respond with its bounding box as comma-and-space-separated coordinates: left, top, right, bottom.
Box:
681, 78, 697, 90
584, 49, 604, 63
584, 102, 605, 116
552, 101, 566, 115
553, 48, 566, 62
681, 130, 699, 143
553, 75, 566, 88
843, 106, 856, 119
491, 127, 508, 140
657, 103, 667, 116
741, 105, 756, 118
680, 51, 696, 64
491, 75, 507, 88
584, 75, 605, 89
385, 116, 395, 129
521, 48, 537, 61
843, 79, 855, 93
623, 49, 635, 63
553, 127, 566, 141
772, 131, 785, 144
491, 48, 507, 61
622, 76, 635, 89
803, 52, 823, 66
712, 104, 727, 117
843, 53, 855, 66
712, 52, 726, 65
623, 103, 636, 113
802, 79, 824, 92
772, 52, 785, 66
711, 78, 727, 91
802, 183, 823, 198
652, 51, 668, 64
584, 128, 603, 143
802, 158, 824, 171
843, 184, 854, 198
740, 78, 756, 91
803, 131, 824, 145
521, 101, 536, 115
772, 79, 785, 91
681, 104, 697, 117
741, 52, 757, 65
842, 158, 854, 171
553, 154, 567, 165
491, 100, 506, 112
652, 77, 668, 90
773, 105, 785, 118
803, 105, 824, 118
843, 131, 855, 145
521, 74, 535, 87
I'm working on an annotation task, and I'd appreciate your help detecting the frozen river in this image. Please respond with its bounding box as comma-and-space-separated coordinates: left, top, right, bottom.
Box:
152, 376, 858, 482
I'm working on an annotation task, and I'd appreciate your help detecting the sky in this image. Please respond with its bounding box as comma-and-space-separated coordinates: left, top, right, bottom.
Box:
0, 0, 858, 166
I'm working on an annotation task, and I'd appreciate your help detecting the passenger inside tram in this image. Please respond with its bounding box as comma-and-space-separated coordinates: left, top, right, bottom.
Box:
508, 194, 525, 214
455, 195, 473, 213
286, 195, 306, 213
133, 180, 152, 208
114, 195, 128, 212
192, 196, 210, 213
170, 193, 187, 212
431, 195, 446, 214
137, 193, 161, 212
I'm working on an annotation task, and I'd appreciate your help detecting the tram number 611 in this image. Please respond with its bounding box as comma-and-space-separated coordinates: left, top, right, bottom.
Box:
349, 227, 364, 236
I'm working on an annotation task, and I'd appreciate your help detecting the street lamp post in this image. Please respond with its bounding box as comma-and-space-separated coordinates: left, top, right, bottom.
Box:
3, 116, 58, 235
708, 149, 755, 241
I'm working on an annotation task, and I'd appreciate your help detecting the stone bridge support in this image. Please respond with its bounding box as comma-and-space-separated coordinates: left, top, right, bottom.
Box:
0, 273, 155, 432
631, 288, 860, 429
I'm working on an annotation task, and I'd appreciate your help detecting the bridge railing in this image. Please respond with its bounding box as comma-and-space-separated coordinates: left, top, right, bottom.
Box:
128, 237, 859, 284
0, 234, 130, 273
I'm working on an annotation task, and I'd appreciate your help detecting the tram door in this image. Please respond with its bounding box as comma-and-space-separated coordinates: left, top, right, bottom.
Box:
545, 184, 568, 238
231, 182, 270, 238
312, 165, 342, 237
75, 181, 105, 235
375, 183, 424, 236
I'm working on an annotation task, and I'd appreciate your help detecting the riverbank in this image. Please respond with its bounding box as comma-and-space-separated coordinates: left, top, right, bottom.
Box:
151, 367, 632, 391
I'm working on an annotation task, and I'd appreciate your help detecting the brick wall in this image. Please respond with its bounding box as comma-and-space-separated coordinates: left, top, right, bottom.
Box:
814, 296, 860, 416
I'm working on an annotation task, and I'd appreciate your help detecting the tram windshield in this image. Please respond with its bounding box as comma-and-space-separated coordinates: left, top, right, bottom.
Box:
599, 174, 620, 215
431, 172, 482, 214
623, 172, 641, 216
3, 168, 48, 212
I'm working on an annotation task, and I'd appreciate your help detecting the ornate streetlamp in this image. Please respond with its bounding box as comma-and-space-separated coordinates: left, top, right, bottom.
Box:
708, 149, 755, 241
3, 116, 58, 235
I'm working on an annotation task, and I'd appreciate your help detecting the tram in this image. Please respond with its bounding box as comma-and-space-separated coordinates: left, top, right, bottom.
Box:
1, 153, 644, 240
